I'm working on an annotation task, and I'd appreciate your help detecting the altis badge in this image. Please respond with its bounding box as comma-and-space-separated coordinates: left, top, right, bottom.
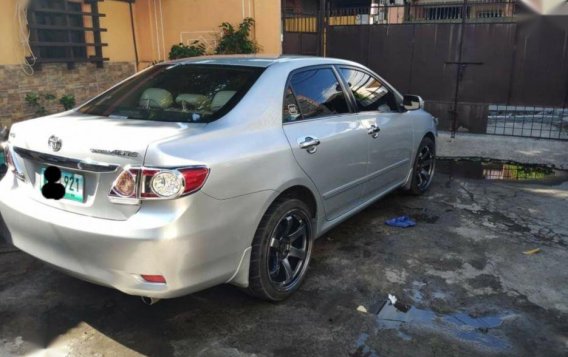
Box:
90, 149, 139, 158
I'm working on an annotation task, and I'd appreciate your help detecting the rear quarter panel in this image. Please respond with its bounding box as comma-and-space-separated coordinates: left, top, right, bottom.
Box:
143, 64, 323, 233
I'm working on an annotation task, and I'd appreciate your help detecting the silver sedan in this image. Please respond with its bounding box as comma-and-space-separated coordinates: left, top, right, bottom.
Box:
0, 56, 436, 302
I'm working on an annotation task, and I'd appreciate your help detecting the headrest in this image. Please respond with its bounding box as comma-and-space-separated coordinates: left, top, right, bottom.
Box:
139, 88, 173, 109
175, 94, 208, 107
210, 91, 237, 111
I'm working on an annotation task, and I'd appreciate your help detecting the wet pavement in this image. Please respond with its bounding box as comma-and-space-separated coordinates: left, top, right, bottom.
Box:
437, 158, 568, 185
1, 169, 567, 356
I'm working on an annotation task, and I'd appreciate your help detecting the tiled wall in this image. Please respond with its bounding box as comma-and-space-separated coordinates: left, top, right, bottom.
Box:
0, 62, 135, 128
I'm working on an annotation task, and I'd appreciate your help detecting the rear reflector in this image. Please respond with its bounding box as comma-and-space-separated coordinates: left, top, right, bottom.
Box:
141, 274, 166, 284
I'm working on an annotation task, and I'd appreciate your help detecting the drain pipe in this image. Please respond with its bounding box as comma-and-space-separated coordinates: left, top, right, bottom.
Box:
141, 296, 161, 305
128, 1, 140, 70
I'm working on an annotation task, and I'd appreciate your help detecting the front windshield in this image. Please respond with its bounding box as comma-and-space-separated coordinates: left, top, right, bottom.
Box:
79, 64, 265, 123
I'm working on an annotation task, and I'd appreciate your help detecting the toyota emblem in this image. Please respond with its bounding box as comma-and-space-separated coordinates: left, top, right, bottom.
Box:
48, 135, 62, 152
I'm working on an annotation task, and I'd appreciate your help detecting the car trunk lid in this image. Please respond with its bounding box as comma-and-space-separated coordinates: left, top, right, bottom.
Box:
9, 112, 201, 220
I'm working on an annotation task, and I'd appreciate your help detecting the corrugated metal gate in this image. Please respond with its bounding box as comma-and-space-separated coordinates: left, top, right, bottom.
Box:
283, 1, 568, 140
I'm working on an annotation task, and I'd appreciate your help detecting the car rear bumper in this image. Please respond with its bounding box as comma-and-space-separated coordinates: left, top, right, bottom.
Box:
0, 174, 272, 298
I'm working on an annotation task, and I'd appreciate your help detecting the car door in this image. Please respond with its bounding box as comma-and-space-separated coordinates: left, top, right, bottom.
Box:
282, 66, 370, 221
338, 67, 414, 198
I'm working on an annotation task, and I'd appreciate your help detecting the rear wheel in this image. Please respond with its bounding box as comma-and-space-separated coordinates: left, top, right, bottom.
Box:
247, 198, 313, 301
408, 136, 436, 195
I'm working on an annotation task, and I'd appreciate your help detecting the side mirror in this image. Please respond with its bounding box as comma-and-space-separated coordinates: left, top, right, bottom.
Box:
403, 95, 424, 111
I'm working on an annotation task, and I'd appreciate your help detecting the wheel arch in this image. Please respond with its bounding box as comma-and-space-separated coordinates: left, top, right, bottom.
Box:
424, 131, 436, 145
403, 131, 437, 190
227, 183, 321, 288
273, 185, 318, 219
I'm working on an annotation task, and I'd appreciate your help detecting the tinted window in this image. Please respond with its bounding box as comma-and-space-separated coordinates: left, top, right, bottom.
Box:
283, 86, 302, 122
79, 64, 264, 123
340, 68, 399, 113
288, 68, 350, 120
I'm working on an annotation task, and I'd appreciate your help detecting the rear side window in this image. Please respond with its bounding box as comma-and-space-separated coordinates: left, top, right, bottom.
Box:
79, 64, 264, 123
283, 86, 302, 122
284, 68, 350, 122
339, 68, 399, 113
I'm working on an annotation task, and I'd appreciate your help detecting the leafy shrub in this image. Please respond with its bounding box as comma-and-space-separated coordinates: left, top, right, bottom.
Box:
59, 95, 76, 110
215, 17, 260, 55
25, 92, 55, 116
25, 92, 77, 116
168, 41, 207, 60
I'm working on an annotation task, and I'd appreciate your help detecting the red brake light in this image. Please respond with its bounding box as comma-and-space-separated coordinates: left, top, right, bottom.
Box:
179, 167, 209, 195
140, 168, 160, 198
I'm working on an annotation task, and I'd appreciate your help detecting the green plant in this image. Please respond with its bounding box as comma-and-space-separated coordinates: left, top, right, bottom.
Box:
25, 92, 77, 116
25, 92, 55, 116
215, 17, 260, 55
168, 41, 206, 60
59, 95, 76, 110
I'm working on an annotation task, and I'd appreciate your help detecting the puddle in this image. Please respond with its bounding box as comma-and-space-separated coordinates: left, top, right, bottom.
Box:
353, 333, 379, 357
374, 299, 513, 351
437, 157, 568, 184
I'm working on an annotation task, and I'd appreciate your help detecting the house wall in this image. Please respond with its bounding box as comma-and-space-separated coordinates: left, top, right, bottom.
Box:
134, 0, 282, 68
0, 62, 135, 128
0, 1, 138, 126
0, 0, 282, 126
0, 1, 25, 66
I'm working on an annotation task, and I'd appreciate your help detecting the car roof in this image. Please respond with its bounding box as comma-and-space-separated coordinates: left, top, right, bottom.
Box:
166, 55, 360, 69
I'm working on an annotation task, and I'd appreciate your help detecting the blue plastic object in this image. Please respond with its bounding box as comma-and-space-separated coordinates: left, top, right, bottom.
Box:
385, 216, 416, 228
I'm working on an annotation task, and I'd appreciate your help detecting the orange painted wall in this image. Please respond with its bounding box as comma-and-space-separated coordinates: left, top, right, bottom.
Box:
133, 0, 282, 68
0, 0, 281, 68
0, 1, 31, 65
0, 1, 136, 66
98, 1, 137, 62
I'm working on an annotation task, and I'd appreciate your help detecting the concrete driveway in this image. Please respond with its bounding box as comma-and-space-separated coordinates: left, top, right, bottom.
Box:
0, 172, 567, 357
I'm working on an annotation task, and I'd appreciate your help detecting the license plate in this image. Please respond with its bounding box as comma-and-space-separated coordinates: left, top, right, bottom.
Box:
41, 168, 85, 203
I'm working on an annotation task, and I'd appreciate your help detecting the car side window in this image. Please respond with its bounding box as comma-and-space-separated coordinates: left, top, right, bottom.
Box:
285, 68, 350, 122
283, 86, 302, 122
339, 68, 399, 113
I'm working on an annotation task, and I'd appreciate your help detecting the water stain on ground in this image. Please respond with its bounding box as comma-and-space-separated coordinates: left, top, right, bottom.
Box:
372, 298, 513, 352
437, 157, 568, 185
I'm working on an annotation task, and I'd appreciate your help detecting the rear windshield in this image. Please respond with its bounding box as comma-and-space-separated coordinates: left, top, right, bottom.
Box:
79, 64, 264, 123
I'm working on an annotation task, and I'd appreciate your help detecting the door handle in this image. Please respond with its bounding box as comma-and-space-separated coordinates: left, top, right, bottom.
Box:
368, 125, 381, 138
298, 136, 320, 154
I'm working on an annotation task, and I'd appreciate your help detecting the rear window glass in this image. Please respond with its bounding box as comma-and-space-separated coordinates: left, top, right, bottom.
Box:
79, 64, 264, 123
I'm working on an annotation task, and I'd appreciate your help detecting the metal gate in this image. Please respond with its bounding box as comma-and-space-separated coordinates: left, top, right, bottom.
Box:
292, 0, 568, 140
282, 1, 323, 56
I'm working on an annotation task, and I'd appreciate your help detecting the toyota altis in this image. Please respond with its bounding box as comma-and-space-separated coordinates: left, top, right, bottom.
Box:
0, 56, 436, 302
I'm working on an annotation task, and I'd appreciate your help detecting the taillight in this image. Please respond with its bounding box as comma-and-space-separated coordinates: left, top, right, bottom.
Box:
4, 145, 14, 171
3, 145, 24, 181
179, 168, 209, 194
109, 166, 209, 203
111, 169, 138, 198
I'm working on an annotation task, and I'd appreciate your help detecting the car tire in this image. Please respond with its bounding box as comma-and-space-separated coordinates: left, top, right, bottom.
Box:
408, 136, 436, 195
247, 197, 313, 302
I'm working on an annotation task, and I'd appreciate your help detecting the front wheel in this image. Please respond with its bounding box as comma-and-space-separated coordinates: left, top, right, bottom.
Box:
408, 136, 436, 195
247, 198, 313, 301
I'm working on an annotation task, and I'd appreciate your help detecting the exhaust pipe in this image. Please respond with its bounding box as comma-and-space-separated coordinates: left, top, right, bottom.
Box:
141, 296, 161, 305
